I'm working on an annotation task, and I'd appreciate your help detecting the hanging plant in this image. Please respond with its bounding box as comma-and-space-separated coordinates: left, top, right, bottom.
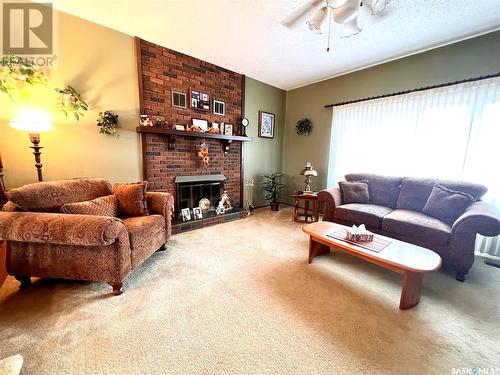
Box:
55, 85, 88, 121
0, 55, 48, 98
198, 142, 210, 167
295, 118, 313, 135
96, 111, 119, 136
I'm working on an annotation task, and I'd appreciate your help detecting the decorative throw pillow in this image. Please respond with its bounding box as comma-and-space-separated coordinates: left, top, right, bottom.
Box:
113, 181, 149, 217
339, 180, 370, 204
61, 194, 118, 217
422, 184, 474, 225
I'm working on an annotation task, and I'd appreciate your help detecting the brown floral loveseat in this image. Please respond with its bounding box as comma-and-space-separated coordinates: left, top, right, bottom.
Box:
0, 178, 173, 295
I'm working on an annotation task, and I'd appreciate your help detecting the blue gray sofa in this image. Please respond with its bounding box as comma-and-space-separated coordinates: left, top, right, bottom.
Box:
318, 173, 500, 281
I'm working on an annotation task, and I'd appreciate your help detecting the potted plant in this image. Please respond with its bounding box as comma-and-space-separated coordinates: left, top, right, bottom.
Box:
96, 110, 119, 136
295, 118, 313, 135
263, 172, 285, 211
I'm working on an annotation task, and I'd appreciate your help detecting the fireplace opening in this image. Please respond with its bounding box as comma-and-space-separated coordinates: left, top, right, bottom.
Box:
175, 175, 226, 216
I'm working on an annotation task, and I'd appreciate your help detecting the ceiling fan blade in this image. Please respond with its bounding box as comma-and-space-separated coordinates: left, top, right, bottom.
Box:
280, 0, 325, 27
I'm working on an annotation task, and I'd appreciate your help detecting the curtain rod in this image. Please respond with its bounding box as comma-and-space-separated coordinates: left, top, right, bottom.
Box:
324, 71, 500, 109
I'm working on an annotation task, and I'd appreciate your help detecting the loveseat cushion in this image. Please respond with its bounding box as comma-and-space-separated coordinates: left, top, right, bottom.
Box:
339, 180, 369, 204
382, 209, 451, 246
396, 177, 487, 212
335, 203, 393, 229
61, 195, 118, 217
6, 178, 112, 213
121, 215, 165, 267
423, 184, 474, 225
345, 173, 402, 208
113, 182, 149, 217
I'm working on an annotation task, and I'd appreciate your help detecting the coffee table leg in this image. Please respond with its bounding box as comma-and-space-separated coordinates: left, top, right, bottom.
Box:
308, 237, 330, 264
399, 271, 424, 310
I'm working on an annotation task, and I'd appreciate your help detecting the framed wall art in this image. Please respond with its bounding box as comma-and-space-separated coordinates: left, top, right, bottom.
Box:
258, 111, 275, 139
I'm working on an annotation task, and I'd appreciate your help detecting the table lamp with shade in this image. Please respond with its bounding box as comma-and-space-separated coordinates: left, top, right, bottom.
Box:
300, 162, 318, 194
9, 109, 53, 182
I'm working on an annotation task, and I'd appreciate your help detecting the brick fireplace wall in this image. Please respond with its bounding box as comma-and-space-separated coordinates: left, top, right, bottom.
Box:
136, 38, 244, 206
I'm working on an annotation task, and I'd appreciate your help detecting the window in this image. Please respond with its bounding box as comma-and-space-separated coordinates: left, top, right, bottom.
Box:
213, 100, 225, 116
172, 91, 187, 108
327, 76, 500, 202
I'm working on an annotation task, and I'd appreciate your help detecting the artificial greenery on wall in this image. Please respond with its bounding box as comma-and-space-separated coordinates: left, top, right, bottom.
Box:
0, 55, 48, 98
96, 111, 119, 136
55, 85, 89, 121
295, 118, 313, 135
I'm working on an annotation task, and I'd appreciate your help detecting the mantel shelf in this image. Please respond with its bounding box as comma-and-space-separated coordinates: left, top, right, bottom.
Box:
136, 127, 252, 153
136, 126, 252, 142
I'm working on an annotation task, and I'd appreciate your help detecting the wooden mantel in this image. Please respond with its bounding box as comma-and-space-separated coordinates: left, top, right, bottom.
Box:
136, 126, 252, 152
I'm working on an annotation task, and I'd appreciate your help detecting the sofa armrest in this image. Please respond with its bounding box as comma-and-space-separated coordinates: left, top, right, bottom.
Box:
317, 187, 342, 222
451, 201, 500, 240
0, 211, 127, 246
147, 192, 174, 239
449, 201, 500, 276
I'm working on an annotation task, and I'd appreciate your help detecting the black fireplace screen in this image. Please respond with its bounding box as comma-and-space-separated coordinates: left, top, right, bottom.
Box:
176, 181, 221, 215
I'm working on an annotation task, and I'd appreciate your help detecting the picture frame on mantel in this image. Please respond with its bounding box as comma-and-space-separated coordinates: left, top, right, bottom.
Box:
258, 111, 275, 139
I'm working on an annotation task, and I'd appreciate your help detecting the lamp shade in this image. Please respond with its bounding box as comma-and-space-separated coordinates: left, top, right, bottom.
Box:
364, 0, 391, 15
10, 109, 54, 133
307, 6, 328, 34
332, 0, 360, 23
340, 13, 362, 37
300, 162, 318, 176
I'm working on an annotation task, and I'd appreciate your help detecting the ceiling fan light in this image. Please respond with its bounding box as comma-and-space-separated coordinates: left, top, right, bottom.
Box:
333, 0, 361, 23
364, 0, 390, 15
340, 14, 361, 37
306, 6, 328, 34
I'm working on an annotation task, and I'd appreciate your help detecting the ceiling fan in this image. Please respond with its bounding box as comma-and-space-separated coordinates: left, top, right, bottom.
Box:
282, 0, 391, 51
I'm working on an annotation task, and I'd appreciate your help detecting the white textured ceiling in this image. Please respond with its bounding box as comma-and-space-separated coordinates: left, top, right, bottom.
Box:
51, 0, 500, 90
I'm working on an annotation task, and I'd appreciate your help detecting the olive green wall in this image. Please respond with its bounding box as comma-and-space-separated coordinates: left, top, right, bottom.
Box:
283, 31, 500, 202
244, 77, 286, 207
0, 10, 141, 189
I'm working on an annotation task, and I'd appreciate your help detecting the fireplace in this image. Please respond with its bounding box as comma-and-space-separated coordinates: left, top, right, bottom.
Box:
175, 174, 226, 216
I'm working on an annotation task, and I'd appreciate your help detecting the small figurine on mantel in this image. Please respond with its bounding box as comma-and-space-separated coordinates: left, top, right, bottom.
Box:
216, 190, 232, 215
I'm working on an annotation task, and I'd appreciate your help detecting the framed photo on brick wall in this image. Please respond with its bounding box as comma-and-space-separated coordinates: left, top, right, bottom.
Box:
258, 111, 275, 139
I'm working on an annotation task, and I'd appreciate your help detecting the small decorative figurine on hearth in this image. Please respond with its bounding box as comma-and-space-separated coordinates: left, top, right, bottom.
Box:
216, 190, 232, 215
198, 142, 209, 167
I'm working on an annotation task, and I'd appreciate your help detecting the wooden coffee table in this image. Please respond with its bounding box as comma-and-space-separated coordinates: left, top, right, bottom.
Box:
303, 221, 442, 310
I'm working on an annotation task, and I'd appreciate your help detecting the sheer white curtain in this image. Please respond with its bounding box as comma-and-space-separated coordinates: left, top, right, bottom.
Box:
327, 76, 500, 255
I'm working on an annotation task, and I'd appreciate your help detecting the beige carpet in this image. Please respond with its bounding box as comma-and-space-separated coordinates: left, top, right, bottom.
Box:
1, 207, 499, 374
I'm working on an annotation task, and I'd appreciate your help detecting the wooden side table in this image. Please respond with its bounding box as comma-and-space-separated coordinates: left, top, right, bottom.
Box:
293, 193, 320, 223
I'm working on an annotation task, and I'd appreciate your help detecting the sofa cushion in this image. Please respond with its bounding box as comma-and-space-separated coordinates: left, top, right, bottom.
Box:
423, 184, 474, 225
382, 209, 451, 246
113, 182, 149, 217
121, 215, 165, 268
345, 173, 402, 208
335, 203, 393, 229
339, 180, 369, 204
61, 195, 118, 217
6, 178, 112, 213
397, 177, 487, 212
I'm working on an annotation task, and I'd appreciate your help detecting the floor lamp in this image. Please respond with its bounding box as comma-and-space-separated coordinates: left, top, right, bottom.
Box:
9, 110, 53, 182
